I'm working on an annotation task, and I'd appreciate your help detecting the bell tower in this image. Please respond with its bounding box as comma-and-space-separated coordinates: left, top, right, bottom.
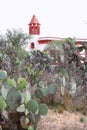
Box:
28, 15, 40, 35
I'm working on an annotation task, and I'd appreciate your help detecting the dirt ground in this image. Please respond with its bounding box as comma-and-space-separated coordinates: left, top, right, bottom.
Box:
37, 109, 87, 130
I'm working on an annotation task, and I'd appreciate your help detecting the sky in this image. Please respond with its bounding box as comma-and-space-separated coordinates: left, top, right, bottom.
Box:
0, 0, 87, 38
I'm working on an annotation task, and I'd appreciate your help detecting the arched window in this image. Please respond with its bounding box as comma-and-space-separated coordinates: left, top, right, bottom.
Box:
31, 42, 35, 49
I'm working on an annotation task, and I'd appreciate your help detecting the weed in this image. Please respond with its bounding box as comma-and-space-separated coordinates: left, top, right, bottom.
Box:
80, 116, 85, 122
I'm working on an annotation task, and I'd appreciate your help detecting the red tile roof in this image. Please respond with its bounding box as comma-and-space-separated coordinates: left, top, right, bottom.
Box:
29, 15, 40, 24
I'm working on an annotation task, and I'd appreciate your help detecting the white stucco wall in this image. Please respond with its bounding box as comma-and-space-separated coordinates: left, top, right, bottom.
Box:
22, 35, 47, 52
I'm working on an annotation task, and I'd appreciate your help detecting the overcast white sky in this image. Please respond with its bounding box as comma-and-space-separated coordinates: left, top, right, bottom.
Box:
0, 0, 87, 38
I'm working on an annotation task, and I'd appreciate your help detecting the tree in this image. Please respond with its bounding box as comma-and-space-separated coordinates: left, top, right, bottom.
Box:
44, 40, 64, 65
44, 38, 86, 87
0, 35, 6, 45
6, 28, 30, 47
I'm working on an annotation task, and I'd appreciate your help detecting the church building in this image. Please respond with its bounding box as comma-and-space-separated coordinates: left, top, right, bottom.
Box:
26, 14, 86, 58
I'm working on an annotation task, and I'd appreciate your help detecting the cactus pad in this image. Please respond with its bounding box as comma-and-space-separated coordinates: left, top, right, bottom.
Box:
26, 99, 38, 114
23, 90, 31, 104
39, 103, 48, 115
38, 81, 45, 87
34, 89, 43, 98
48, 85, 57, 95
0, 96, 7, 112
28, 111, 35, 124
17, 77, 27, 90
0, 70, 7, 80
41, 88, 49, 97
6, 88, 22, 109
35, 114, 40, 124
7, 78, 16, 87
28, 126, 34, 130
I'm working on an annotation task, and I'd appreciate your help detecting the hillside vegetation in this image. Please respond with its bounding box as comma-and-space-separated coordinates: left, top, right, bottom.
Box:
0, 29, 87, 130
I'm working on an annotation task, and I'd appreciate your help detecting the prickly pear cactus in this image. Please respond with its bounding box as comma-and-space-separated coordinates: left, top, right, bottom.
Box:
48, 85, 57, 95
28, 111, 35, 124
6, 88, 22, 109
1, 78, 16, 99
35, 114, 40, 125
41, 88, 49, 97
0, 96, 7, 112
34, 114, 41, 130
7, 78, 16, 87
28, 112, 40, 130
16, 104, 25, 112
17, 77, 27, 90
26, 99, 39, 114
28, 126, 34, 130
0, 70, 7, 80
23, 90, 31, 105
39, 103, 48, 115
34, 89, 43, 98
38, 81, 45, 87
1, 84, 10, 100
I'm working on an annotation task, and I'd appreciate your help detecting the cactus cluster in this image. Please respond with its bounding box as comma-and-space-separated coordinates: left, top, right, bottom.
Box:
26, 99, 48, 130
26, 99, 48, 116
35, 83, 57, 104
0, 70, 48, 130
35, 83, 57, 97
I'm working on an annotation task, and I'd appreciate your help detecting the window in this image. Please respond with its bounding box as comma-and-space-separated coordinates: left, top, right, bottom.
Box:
31, 42, 35, 49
